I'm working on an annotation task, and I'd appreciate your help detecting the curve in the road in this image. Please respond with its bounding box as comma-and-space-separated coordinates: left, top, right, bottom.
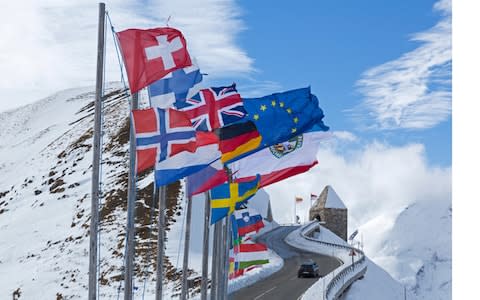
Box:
230, 225, 342, 300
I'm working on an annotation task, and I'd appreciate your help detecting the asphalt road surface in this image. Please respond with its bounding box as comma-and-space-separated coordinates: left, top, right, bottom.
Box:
229, 225, 342, 300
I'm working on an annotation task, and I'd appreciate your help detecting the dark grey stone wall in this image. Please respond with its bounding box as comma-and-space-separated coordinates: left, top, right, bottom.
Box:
309, 207, 348, 241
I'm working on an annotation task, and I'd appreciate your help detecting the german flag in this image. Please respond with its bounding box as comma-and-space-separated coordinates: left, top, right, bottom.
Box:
215, 121, 262, 163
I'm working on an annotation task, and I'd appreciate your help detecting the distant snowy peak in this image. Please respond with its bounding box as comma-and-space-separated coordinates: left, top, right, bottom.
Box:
376, 198, 452, 300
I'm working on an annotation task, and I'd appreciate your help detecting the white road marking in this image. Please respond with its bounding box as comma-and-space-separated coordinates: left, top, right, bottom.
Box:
253, 286, 277, 300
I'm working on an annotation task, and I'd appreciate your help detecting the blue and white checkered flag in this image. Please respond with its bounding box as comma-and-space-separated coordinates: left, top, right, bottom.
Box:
148, 62, 203, 108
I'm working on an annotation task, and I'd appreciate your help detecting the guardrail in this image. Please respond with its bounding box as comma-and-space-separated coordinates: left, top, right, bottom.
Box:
298, 222, 368, 300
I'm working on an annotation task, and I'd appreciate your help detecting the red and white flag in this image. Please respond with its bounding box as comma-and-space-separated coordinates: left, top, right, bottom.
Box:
231, 126, 330, 187
117, 27, 192, 93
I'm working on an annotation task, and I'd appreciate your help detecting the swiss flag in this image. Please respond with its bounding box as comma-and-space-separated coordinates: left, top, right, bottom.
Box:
117, 27, 192, 93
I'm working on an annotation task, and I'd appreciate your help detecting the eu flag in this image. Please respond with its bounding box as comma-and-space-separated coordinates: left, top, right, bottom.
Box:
210, 175, 260, 224
242, 87, 329, 148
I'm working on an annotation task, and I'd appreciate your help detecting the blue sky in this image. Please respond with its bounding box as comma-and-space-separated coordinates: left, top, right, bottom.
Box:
207, 0, 451, 167
239, 1, 451, 166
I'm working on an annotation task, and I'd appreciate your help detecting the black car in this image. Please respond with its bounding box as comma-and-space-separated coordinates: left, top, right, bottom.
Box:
297, 260, 320, 278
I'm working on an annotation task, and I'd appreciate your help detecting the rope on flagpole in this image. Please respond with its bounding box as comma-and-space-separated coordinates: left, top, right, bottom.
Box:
105, 11, 128, 92
105, 11, 135, 299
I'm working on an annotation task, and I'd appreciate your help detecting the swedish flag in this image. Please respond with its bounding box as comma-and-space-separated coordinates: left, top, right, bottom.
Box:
210, 175, 260, 224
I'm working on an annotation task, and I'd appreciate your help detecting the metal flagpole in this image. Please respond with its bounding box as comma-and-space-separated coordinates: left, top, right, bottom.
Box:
215, 219, 224, 299
210, 223, 217, 300
200, 191, 211, 300
217, 219, 226, 298
89, 3, 105, 300
222, 214, 231, 298
156, 185, 167, 300
124, 92, 138, 300
181, 184, 193, 300
210, 220, 220, 300
221, 169, 233, 298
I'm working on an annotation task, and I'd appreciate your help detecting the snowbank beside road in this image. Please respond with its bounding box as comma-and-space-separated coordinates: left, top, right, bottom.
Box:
286, 222, 410, 300
190, 220, 284, 299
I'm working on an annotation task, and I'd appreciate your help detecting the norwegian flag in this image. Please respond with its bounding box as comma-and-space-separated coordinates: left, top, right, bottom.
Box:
132, 107, 196, 173
174, 84, 246, 131
117, 27, 192, 93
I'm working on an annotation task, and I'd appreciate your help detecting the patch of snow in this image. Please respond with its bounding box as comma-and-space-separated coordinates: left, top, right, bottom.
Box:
227, 247, 283, 294
344, 259, 411, 300
324, 185, 346, 209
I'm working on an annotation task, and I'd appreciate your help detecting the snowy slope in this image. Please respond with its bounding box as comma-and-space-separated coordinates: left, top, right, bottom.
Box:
0, 86, 188, 299
286, 223, 414, 300
342, 196, 451, 300
366, 198, 452, 299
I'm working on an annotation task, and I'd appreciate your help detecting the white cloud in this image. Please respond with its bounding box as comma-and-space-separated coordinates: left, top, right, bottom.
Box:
332, 131, 358, 142
0, 0, 253, 112
264, 140, 451, 253
352, 0, 451, 130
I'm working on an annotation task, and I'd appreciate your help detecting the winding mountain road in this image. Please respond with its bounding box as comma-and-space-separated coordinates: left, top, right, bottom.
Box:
229, 226, 341, 300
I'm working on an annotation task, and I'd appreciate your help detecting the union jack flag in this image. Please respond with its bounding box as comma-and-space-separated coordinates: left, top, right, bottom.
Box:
132, 107, 197, 173
174, 84, 246, 131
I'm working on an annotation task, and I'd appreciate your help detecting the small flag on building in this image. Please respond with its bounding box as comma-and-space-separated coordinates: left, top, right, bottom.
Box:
310, 193, 318, 206
349, 229, 359, 241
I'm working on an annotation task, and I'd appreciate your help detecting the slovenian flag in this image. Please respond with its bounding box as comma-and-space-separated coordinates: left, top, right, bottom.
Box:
234, 208, 265, 238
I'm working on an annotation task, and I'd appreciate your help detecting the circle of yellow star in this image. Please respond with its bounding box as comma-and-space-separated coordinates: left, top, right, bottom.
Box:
260, 105, 267, 111
291, 128, 297, 133
253, 114, 260, 120
271, 100, 276, 107
279, 102, 285, 107
286, 108, 292, 114
293, 117, 299, 123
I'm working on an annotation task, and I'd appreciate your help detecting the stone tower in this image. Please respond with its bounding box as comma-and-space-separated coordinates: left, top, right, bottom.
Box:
309, 185, 348, 241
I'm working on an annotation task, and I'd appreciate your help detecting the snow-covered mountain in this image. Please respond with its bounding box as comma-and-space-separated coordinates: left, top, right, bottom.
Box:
0, 85, 190, 299
331, 190, 451, 299
364, 198, 452, 299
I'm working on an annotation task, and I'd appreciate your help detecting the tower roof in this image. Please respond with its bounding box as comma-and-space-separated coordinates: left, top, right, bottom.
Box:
318, 185, 346, 209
